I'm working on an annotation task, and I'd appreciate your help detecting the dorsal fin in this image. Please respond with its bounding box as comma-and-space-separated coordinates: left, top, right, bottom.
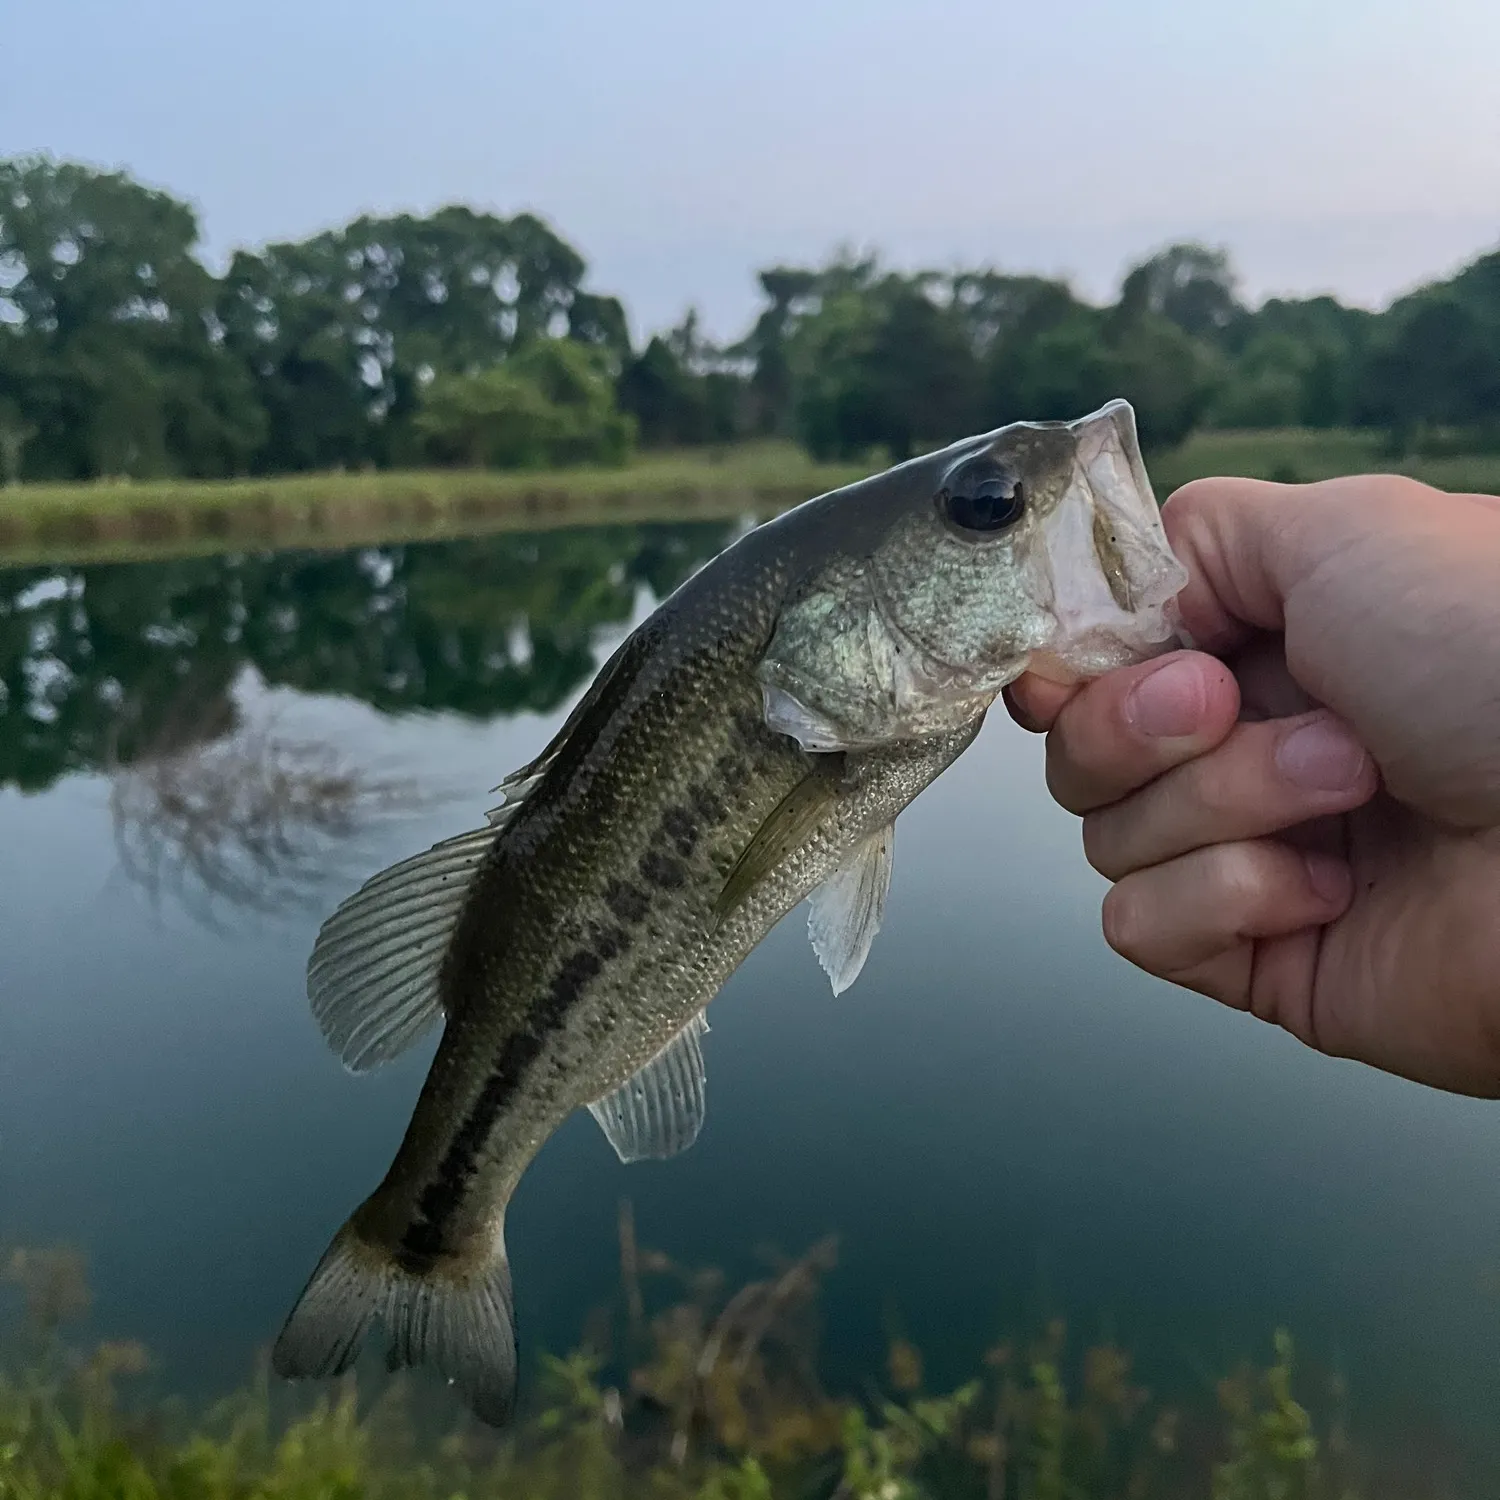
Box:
486, 625, 657, 814
306, 824, 499, 1072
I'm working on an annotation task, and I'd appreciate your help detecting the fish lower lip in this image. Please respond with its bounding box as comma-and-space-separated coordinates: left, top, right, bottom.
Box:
1022, 653, 1084, 686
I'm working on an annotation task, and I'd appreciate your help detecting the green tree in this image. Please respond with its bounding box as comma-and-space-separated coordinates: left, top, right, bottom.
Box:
412, 364, 559, 468
735, 266, 825, 436
618, 336, 710, 447
1209, 296, 1373, 429
217, 206, 627, 471
744, 252, 1217, 457
1102, 307, 1223, 449
618, 310, 747, 448
960, 272, 1091, 424
1002, 302, 1219, 452
1118, 242, 1245, 344
414, 339, 634, 469
0, 395, 38, 486
1360, 252, 1500, 450
215, 235, 378, 473
789, 270, 981, 461
0, 155, 265, 480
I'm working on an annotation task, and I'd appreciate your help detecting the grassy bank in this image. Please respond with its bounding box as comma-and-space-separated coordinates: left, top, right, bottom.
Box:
0, 1234, 1450, 1500
2, 431, 1499, 568
0, 445, 865, 567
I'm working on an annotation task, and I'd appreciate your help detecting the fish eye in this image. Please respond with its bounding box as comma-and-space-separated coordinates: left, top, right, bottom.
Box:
936, 457, 1026, 537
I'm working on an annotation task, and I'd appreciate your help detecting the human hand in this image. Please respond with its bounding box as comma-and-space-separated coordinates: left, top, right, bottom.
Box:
1005, 475, 1500, 1097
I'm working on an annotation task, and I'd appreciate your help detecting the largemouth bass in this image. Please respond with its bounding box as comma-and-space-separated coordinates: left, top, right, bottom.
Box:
272, 399, 1188, 1425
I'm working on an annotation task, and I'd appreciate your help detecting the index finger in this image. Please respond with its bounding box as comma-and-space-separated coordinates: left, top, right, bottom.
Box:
1003, 672, 1080, 733
1043, 649, 1241, 815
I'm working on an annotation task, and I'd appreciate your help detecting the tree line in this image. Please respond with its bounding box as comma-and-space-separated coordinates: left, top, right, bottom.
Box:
1, 152, 1497, 483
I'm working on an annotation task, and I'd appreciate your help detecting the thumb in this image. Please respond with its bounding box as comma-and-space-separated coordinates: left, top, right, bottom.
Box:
1158, 477, 1314, 656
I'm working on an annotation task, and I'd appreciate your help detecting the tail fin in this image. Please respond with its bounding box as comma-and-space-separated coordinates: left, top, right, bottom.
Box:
271, 1217, 517, 1426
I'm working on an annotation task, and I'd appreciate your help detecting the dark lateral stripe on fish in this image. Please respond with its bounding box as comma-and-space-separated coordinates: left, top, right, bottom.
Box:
660, 805, 699, 857
690, 785, 728, 824
400, 934, 626, 1264
638, 849, 687, 888
395, 776, 739, 1264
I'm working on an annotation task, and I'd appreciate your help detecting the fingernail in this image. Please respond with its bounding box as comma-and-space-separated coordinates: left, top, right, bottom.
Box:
1123, 657, 1205, 739
1303, 851, 1352, 905
1275, 716, 1368, 793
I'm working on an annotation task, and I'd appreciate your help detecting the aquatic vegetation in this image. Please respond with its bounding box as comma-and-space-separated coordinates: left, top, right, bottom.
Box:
0, 1225, 1433, 1500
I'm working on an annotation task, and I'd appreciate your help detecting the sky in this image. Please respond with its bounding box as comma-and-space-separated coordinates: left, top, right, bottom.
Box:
4, 0, 1499, 342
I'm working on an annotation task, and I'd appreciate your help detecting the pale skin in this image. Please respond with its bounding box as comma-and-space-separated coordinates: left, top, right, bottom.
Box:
1003, 475, 1500, 1099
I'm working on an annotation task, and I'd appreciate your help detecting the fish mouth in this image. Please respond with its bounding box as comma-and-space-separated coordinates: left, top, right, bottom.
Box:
1025, 400, 1189, 684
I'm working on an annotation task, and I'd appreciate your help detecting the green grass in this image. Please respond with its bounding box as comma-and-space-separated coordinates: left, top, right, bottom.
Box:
0, 443, 865, 566
2, 431, 1499, 568
1150, 428, 1500, 494
0, 1237, 1413, 1500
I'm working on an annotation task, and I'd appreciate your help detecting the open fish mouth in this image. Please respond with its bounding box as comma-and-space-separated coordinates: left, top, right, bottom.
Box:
1023, 400, 1189, 683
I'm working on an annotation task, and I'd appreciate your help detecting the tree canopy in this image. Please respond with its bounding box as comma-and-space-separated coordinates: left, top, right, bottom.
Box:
2, 152, 1497, 482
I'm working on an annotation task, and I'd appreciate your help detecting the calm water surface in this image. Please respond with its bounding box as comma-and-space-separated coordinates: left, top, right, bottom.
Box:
2, 521, 1497, 1481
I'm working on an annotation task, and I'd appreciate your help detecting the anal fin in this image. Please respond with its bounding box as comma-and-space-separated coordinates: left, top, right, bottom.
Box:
588, 1012, 709, 1163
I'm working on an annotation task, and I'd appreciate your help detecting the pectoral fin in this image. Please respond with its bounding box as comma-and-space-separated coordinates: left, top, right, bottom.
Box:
588, 1013, 709, 1162
713, 766, 841, 925
807, 822, 894, 995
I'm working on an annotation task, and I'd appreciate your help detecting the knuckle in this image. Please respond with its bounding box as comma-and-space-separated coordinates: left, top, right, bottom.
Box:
1160, 480, 1228, 553
1186, 738, 1255, 822
1080, 810, 1123, 879
1368, 473, 1434, 507
1100, 883, 1146, 960
1203, 841, 1274, 912
1160, 476, 1215, 518
1044, 686, 1135, 815
1043, 735, 1094, 816
1001, 685, 1043, 734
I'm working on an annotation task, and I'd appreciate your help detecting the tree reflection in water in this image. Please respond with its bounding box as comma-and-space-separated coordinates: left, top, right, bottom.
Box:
107, 692, 427, 925
1, 517, 742, 919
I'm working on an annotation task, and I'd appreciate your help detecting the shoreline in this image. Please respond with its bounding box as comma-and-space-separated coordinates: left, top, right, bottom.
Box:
2, 431, 1496, 568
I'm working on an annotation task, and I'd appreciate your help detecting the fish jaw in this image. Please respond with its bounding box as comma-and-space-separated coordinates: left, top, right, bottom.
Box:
754, 400, 1189, 752
1020, 400, 1189, 685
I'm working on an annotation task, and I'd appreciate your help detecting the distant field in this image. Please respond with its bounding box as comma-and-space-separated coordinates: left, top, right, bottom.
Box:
1150, 428, 1500, 495
2, 430, 1497, 567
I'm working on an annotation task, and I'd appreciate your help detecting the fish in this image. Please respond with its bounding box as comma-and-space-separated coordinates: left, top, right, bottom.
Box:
270, 398, 1189, 1425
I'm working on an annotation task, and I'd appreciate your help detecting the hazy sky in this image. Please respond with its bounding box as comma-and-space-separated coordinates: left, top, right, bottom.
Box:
5, 0, 1499, 340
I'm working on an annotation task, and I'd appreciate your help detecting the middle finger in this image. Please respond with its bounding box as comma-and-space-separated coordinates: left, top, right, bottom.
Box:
1083, 710, 1378, 880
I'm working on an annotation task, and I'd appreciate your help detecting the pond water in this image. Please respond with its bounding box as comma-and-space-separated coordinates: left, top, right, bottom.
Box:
1, 519, 1497, 1485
